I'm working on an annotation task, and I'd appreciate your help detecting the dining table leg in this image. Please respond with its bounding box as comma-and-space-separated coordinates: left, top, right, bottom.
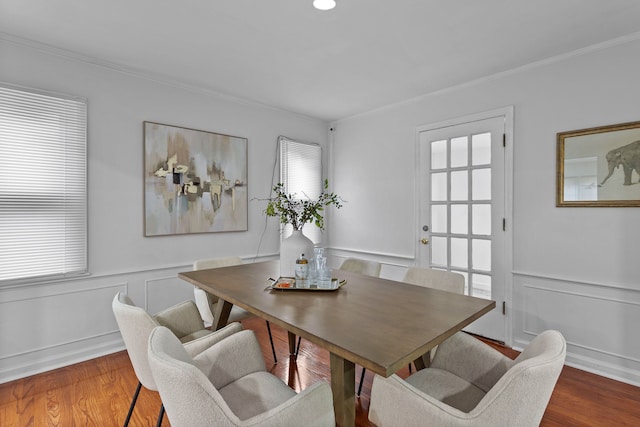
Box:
330, 352, 355, 427
212, 299, 233, 331
413, 349, 432, 371
287, 331, 297, 355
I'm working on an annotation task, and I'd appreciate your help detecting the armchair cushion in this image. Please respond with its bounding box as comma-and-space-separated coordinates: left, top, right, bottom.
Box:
182, 322, 243, 357
430, 331, 514, 393
193, 330, 267, 389
153, 300, 206, 339
406, 368, 485, 413
219, 371, 296, 420
148, 326, 335, 427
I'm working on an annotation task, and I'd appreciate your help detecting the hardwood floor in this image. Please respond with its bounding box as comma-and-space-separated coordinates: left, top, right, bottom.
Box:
1, 316, 639, 426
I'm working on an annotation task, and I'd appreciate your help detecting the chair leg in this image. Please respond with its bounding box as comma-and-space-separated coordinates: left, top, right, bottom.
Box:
408, 362, 412, 373
265, 321, 277, 363
123, 381, 142, 427
357, 367, 366, 397
155, 404, 165, 427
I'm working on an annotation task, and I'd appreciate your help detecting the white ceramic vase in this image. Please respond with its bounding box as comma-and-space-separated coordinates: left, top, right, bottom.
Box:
280, 228, 314, 278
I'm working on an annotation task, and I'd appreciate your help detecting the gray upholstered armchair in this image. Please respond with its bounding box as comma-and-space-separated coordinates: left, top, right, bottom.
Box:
147, 326, 335, 427
339, 257, 382, 276
112, 292, 243, 427
369, 330, 566, 426
193, 256, 278, 363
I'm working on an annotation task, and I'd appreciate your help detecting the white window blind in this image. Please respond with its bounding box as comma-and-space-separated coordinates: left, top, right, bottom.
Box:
0, 83, 87, 285
279, 137, 322, 243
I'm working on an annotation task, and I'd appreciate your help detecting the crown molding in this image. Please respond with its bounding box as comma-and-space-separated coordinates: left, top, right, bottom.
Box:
338, 30, 640, 123
0, 32, 325, 124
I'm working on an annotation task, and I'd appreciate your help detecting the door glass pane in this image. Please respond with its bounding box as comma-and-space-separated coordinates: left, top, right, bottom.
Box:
450, 238, 468, 268
472, 132, 491, 166
431, 140, 447, 169
431, 236, 448, 266
472, 239, 491, 271
472, 204, 491, 235
450, 136, 468, 168
450, 171, 468, 201
450, 204, 468, 234
471, 274, 491, 299
431, 205, 447, 233
472, 168, 491, 200
431, 172, 447, 201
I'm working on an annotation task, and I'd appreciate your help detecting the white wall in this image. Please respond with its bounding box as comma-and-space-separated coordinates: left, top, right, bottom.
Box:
2, 34, 639, 387
0, 37, 329, 383
329, 38, 640, 386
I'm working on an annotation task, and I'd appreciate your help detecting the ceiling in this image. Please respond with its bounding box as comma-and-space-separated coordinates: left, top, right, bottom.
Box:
2, 0, 640, 121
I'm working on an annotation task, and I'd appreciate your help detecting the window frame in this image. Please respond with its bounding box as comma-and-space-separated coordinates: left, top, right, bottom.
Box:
0, 82, 88, 287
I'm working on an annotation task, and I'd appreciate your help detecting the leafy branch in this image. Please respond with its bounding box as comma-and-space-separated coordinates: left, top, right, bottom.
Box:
264, 179, 343, 231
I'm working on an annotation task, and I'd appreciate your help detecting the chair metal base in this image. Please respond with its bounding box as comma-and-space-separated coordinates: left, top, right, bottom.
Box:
265, 320, 277, 363
123, 381, 142, 427
357, 367, 366, 397
123, 381, 165, 427
156, 404, 165, 427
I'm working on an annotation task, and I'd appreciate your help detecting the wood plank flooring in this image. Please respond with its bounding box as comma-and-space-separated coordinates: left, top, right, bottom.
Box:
1, 316, 639, 426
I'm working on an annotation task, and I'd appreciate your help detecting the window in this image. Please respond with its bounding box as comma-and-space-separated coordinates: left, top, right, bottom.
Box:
0, 83, 87, 285
279, 136, 322, 243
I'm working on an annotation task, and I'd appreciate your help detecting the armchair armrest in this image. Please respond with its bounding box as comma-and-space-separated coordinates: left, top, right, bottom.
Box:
193, 329, 267, 389
182, 322, 243, 357
431, 332, 514, 392
153, 300, 205, 338
370, 374, 471, 427
244, 381, 335, 427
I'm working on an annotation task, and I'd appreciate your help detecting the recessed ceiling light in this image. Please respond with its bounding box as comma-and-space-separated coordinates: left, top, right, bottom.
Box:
313, 0, 336, 11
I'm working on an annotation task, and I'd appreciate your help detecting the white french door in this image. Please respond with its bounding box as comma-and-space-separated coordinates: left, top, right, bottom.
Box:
416, 108, 512, 343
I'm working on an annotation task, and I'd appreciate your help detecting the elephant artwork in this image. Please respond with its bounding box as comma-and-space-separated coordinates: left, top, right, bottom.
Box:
599, 140, 640, 186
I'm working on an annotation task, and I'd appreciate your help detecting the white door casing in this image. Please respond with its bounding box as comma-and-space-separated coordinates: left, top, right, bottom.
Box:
415, 107, 513, 343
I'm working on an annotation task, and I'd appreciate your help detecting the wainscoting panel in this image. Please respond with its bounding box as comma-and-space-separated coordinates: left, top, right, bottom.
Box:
146, 275, 195, 314
0, 256, 279, 384
0, 265, 191, 383
513, 273, 640, 386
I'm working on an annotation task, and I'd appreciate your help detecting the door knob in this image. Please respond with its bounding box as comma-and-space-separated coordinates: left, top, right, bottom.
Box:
420, 238, 429, 245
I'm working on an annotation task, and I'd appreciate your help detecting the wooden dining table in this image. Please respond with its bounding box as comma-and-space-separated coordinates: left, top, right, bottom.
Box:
179, 260, 495, 427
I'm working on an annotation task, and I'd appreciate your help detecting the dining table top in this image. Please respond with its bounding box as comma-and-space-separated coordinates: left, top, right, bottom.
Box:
179, 260, 496, 377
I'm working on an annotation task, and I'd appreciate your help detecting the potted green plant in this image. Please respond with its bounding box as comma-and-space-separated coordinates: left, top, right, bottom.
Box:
264, 179, 342, 277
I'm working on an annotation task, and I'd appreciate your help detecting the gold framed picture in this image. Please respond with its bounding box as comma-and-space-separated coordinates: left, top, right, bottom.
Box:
557, 120, 640, 207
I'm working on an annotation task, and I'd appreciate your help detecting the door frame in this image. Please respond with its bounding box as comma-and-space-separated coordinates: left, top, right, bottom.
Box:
413, 106, 514, 346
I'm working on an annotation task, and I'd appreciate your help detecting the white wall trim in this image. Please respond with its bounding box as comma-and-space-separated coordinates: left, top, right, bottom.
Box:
0, 281, 126, 303
512, 336, 640, 388
0, 261, 190, 291
514, 270, 639, 293
0, 330, 121, 361
564, 354, 640, 388
522, 283, 640, 308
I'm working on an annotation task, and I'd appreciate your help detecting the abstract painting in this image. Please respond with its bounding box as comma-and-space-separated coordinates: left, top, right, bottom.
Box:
144, 121, 248, 236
